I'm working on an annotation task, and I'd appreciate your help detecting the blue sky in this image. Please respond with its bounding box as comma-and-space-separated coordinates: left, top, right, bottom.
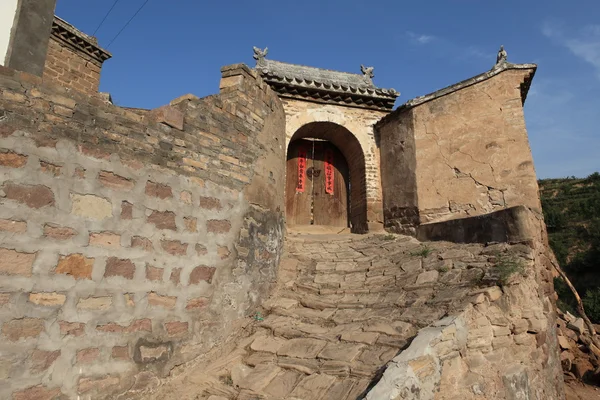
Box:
54, 0, 599, 179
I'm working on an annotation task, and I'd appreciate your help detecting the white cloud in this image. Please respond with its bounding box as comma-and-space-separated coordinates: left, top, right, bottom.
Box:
406, 31, 435, 45
542, 21, 600, 79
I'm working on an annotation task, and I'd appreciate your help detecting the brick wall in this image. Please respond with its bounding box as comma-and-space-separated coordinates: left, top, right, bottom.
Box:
0, 63, 286, 399
378, 66, 540, 232
43, 36, 102, 94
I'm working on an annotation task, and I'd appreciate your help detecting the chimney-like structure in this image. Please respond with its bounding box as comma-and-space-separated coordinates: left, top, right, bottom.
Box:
43, 16, 112, 94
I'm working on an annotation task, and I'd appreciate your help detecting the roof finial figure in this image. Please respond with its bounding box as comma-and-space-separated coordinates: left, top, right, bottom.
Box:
496, 45, 507, 66
253, 46, 268, 67
360, 65, 375, 86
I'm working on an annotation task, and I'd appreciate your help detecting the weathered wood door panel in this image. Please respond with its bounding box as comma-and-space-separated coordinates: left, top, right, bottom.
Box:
286, 139, 349, 228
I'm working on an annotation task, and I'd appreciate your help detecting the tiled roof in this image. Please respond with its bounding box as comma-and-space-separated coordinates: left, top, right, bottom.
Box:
253, 48, 399, 111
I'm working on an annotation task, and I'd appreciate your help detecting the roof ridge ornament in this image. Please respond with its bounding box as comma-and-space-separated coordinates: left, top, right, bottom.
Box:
496, 45, 507, 66
360, 64, 375, 86
253, 46, 268, 68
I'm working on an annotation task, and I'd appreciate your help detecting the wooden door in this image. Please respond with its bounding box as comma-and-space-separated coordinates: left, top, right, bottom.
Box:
286, 139, 349, 228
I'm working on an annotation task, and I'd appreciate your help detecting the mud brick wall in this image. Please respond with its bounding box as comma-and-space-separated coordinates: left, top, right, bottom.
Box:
378, 67, 540, 233
43, 36, 102, 94
0, 63, 286, 399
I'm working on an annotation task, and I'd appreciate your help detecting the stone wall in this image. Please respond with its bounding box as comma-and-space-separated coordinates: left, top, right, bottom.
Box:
377, 65, 540, 232
282, 99, 388, 231
43, 36, 102, 94
366, 207, 563, 399
0, 62, 287, 399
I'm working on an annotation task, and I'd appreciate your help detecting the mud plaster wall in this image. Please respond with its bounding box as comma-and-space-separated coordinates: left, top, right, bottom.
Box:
0, 63, 286, 399
378, 69, 540, 231
281, 99, 388, 230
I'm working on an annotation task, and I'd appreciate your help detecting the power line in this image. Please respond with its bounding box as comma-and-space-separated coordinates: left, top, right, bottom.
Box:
93, 0, 121, 36
106, 0, 151, 49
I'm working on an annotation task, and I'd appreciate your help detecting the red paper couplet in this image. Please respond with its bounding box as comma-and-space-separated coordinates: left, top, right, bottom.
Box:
297, 145, 308, 193
325, 149, 334, 195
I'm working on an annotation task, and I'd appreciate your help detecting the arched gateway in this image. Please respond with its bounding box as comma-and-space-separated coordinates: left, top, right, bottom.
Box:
253, 48, 399, 232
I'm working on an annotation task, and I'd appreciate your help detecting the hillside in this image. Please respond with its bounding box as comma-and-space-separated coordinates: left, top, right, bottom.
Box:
539, 172, 600, 321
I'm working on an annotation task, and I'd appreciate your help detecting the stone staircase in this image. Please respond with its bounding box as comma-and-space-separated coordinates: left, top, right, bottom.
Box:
143, 232, 516, 400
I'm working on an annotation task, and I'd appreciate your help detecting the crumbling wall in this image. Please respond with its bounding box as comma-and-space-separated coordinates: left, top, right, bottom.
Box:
366, 207, 563, 399
378, 67, 540, 231
0, 63, 286, 399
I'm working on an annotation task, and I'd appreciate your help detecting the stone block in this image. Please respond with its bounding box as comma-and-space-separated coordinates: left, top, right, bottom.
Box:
289, 373, 336, 399
250, 335, 287, 354
145, 265, 163, 281
111, 346, 129, 360
2, 318, 44, 341
121, 201, 133, 219
71, 194, 112, 220
147, 210, 177, 230
13, 385, 61, 400
0, 248, 36, 276
218, 246, 231, 259
277, 338, 328, 358
0, 150, 28, 168
145, 181, 172, 199
137, 342, 171, 363
78, 376, 119, 394
89, 232, 121, 248
40, 160, 61, 176
170, 268, 182, 284
180, 190, 192, 204
104, 257, 135, 279
77, 296, 112, 311
186, 297, 209, 309
132, 236, 153, 251
147, 292, 177, 309
416, 270, 439, 285
43, 224, 77, 240
199, 196, 222, 209
147, 106, 184, 130
318, 342, 364, 362
164, 321, 188, 337
59, 321, 85, 336
0, 218, 27, 233
195, 244, 208, 255
30, 349, 61, 373
4, 183, 54, 208
77, 347, 100, 364
56, 254, 94, 279
184, 217, 197, 232
189, 265, 215, 284
98, 171, 135, 190
161, 239, 188, 256
207, 219, 231, 234
29, 292, 66, 306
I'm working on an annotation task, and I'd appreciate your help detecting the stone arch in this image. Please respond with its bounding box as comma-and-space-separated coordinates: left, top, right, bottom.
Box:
288, 121, 368, 233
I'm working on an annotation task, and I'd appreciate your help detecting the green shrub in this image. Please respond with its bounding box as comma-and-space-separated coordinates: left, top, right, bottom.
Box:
410, 245, 432, 258
494, 252, 525, 285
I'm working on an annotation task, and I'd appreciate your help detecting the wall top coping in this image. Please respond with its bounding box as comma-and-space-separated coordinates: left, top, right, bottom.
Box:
396, 62, 537, 114
52, 16, 112, 64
